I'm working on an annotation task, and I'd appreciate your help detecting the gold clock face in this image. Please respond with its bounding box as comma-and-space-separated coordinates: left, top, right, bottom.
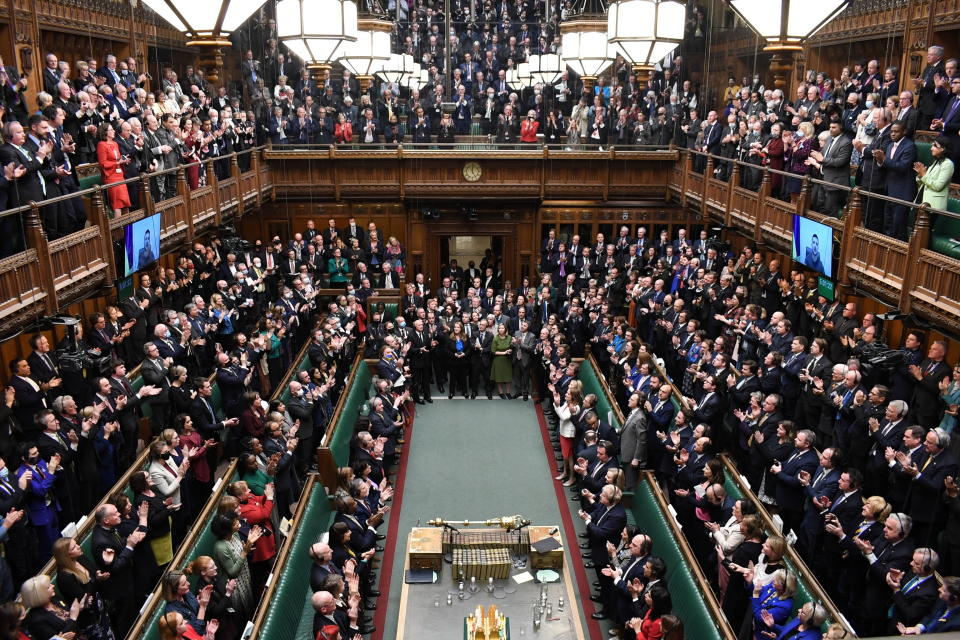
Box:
463, 162, 482, 182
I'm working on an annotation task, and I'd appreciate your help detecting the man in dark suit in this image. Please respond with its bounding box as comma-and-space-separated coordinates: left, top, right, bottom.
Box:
901, 428, 959, 547
900, 576, 960, 634
859, 512, 916, 636
811, 117, 853, 216
579, 484, 627, 620
602, 534, 652, 626
857, 108, 893, 231
91, 502, 147, 637
915, 45, 947, 130
8, 358, 52, 439
876, 122, 916, 241
287, 380, 318, 474
357, 108, 381, 144
797, 447, 841, 557
887, 425, 927, 512
684, 374, 724, 434
886, 547, 941, 634
214, 351, 250, 420
865, 399, 909, 495
573, 441, 617, 505
772, 429, 820, 537
469, 318, 493, 399
909, 340, 952, 429
189, 376, 237, 442
408, 318, 433, 404
139, 342, 171, 431
936, 77, 960, 180
895, 91, 920, 138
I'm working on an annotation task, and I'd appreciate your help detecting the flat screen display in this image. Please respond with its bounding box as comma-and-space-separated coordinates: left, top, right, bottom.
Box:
792, 215, 833, 279
123, 213, 161, 277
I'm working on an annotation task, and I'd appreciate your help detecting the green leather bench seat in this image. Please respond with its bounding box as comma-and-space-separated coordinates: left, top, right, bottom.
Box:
137, 466, 241, 640
931, 197, 960, 259
632, 478, 724, 640
578, 359, 622, 430
255, 484, 335, 640
328, 361, 372, 466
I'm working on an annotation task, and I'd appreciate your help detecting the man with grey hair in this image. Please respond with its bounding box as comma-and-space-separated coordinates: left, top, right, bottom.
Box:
897, 427, 958, 546
916, 45, 946, 129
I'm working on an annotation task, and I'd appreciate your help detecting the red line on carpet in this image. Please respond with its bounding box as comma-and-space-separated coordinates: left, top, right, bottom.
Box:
534, 403, 605, 640
370, 402, 416, 640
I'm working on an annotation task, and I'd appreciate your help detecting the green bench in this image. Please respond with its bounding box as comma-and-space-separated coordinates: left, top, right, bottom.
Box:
578, 356, 622, 430
249, 478, 335, 640
325, 354, 372, 466
931, 197, 960, 259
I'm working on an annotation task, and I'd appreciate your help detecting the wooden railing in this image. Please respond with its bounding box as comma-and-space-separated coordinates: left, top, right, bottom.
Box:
0, 148, 273, 333
668, 148, 960, 333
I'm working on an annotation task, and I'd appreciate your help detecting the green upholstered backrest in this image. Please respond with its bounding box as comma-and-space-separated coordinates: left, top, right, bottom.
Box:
256, 484, 335, 640
631, 479, 725, 640
383, 303, 399, 318
137, 467, 241, 640
328, 360, 372, 466
930, 200, 960, 257
916, 142, 933, 167
578, 359, 621, 429
276, 349, 314, 407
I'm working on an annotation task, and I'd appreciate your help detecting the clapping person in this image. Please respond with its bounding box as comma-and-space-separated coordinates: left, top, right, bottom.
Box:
51, 536, 115, 639
19, 575, 86, 640
211, 513, 261, 621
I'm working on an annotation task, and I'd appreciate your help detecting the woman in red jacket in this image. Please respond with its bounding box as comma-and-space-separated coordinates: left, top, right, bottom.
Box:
520, 109, 540, 144
334, 113, 353, 145
228, 480, 277, 599
627, 583, 673, 640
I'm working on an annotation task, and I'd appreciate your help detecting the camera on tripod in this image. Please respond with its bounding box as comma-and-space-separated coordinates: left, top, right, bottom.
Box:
49, 316, 111, 375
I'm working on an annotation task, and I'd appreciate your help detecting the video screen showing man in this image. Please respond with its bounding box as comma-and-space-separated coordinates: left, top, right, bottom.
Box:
792, 216, 832, 278
137, 228, 156, 270
804, 233, 825, 274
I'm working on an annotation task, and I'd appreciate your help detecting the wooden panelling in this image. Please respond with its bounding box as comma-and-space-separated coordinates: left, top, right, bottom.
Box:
264, 150, 678, 202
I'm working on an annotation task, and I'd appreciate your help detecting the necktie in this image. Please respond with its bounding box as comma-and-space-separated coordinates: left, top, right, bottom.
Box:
921, 454, 934, 472
814, 468, 828, 487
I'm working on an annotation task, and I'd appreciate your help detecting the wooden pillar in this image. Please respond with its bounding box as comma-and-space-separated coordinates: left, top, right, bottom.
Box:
90, 186, 116, 282
679, 149, 690, 209
183, 166, 195, 245
900, 206, 930, 314
837, 189, 862, 286
231, 153, 242, 218
315, 447, 338, 493
25, 203, 55, 314
252, 148, 263, 208
756, 168, 770, 245
206, 161, 220, 226
141, 173, 155, 218
725, 163, 738, 229
797, 176, 810, 215
702, 157, 713, 221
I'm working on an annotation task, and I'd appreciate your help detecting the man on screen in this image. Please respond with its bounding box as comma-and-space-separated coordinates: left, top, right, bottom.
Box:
137, 228, 156, 270
804, 233, 826, 274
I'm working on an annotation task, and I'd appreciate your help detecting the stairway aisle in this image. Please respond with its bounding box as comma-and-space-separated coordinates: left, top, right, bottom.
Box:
373, 398, 594, 639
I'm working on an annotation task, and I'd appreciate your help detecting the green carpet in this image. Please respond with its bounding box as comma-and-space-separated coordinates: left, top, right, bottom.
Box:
380, 398, 589, 638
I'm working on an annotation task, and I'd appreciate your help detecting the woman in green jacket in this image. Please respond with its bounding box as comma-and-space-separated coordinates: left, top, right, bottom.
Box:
914, 136, 955, 211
